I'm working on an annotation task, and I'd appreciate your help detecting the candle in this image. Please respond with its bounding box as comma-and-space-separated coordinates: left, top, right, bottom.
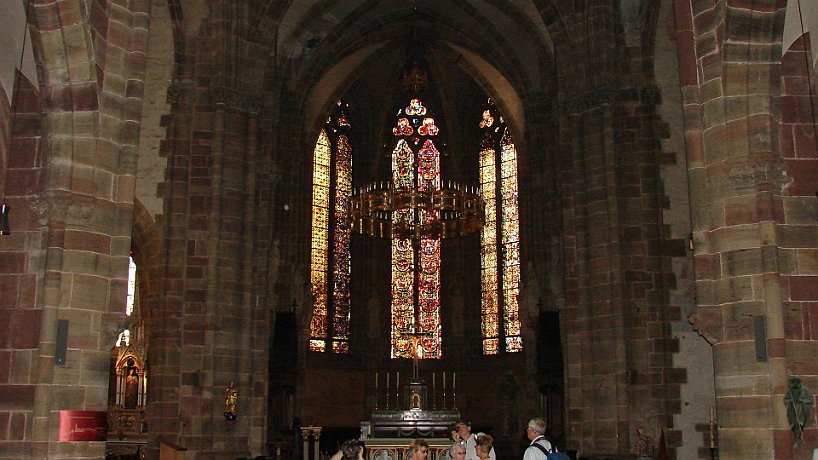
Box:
453, 372, 456, 389
397, 371, 400, 388
443, 371, 446, 389
375, 372, 379, 390
386, 372, 390, 390
709, 405, 715, 448
433, 373, 436, 388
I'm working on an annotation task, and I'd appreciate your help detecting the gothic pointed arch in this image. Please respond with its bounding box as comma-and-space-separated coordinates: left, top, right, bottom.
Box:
309, 101, 353, 354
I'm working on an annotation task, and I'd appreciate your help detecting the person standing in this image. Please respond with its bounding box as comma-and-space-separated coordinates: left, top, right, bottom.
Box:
449, 441, 467, 460
456, 420, 496, 460
475, 433, 493, 460
407, 438, 429, 460
329, 439, 365, 460
523, 418, 554, 460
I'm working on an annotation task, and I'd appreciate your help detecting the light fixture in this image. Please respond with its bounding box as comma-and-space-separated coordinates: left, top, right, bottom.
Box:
349, 62, 484, 240
348, 181, 484, 239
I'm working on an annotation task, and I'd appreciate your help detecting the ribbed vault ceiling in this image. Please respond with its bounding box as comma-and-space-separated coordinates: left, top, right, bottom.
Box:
265, 0, 556, 151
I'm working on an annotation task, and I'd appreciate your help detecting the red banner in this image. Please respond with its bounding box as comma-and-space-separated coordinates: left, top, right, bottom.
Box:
58, 410, 107, 442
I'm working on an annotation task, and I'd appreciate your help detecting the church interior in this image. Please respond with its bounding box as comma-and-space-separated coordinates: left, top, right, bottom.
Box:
1, 0, 818, 459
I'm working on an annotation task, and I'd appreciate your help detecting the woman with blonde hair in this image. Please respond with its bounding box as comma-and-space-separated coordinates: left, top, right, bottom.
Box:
474, 433, 493, 460
407, 438, 429, 460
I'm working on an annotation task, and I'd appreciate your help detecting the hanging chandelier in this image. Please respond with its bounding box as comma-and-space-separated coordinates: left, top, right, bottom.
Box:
348, 180, 484, 239
348, 98, 485, 240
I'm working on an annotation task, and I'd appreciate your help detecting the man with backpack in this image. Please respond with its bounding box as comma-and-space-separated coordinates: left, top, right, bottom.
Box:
523, 417, 568, 460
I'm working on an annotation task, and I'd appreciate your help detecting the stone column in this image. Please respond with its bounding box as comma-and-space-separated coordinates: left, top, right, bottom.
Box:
300, 426, 321, 460
300, 428, 311, 460
313, 427, 322, 460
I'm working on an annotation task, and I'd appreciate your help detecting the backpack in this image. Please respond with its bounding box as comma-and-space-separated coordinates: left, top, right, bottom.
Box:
528, 441, 570, 460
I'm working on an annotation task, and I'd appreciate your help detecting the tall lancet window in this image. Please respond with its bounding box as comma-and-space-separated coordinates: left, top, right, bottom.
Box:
479, 102, 522, 354
309, 102, 353, 354
391, 98, 442, 359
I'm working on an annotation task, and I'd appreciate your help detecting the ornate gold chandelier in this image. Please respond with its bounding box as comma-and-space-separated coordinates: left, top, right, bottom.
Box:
348, 180, 485, 239
347, 65, 485, 240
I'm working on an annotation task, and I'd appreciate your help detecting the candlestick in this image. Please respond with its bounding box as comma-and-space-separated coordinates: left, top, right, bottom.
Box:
386, 372, 390, 409
375, 372, 379, 409
432, 372, 437, 409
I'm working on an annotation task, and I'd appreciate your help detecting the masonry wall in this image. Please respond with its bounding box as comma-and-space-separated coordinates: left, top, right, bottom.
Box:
0, 71, 42, 459
2, 2, 817, 460
675, 0, 818, 458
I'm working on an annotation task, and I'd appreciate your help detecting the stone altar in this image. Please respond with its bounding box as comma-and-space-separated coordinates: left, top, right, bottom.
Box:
368, 375, 459, 438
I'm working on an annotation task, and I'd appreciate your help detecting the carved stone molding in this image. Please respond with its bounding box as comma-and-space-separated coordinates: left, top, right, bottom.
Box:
167, 80, 192, 105
558, 85, 661, 115
33, 193, 94, 228
558, 88, 617, 114
640, 84, 661, 106
724, 157, 788, 193
688, 305, 722, 345
210, 85, 264, 114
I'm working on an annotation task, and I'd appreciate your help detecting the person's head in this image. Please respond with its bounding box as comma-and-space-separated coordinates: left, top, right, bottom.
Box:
408, 439, 429, 460
526, 417, 546, 441
342, 439, 365, 460
448, 423, 461, 442
474, 433, 492, 460
455, 420, 472, 440
449, 441, 466, 460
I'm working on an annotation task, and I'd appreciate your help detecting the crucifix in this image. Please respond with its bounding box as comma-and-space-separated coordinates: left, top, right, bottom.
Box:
406, 321, 432, 379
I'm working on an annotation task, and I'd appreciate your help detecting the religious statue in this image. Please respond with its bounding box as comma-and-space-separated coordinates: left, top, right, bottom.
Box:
783, 377, 814, 446
631, 426, 657, 459
411, 391, 421, 409
124, 367, 139, 409
224, 383, 238, 421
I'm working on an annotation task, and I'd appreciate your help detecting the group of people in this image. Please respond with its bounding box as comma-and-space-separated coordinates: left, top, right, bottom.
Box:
330, 417, 561, 460
449, 419, 497, 460
451, 418, 563, 460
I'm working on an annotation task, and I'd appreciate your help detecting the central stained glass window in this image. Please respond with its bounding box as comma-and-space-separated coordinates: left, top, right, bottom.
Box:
309, 97, 520, 358
390, 97, 442, 359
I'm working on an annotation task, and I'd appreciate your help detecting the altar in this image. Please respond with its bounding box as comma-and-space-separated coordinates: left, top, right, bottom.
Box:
362, 437, 454, 460
367, 407, 460, 438
346, 329, 460, 460
358, 371, 460, 460
365, 372, 459, 437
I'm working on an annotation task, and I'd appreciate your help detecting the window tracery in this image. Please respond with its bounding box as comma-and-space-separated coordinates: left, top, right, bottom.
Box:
309, 102, 353, 353
479, 102, 522, 354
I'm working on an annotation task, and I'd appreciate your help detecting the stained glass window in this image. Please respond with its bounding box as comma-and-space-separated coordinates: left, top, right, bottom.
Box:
126, 256, 137, 317
309, 102, 353, 354
390, 98, 442, 359
479, 102, 522, 354
116, 255, 138, 347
